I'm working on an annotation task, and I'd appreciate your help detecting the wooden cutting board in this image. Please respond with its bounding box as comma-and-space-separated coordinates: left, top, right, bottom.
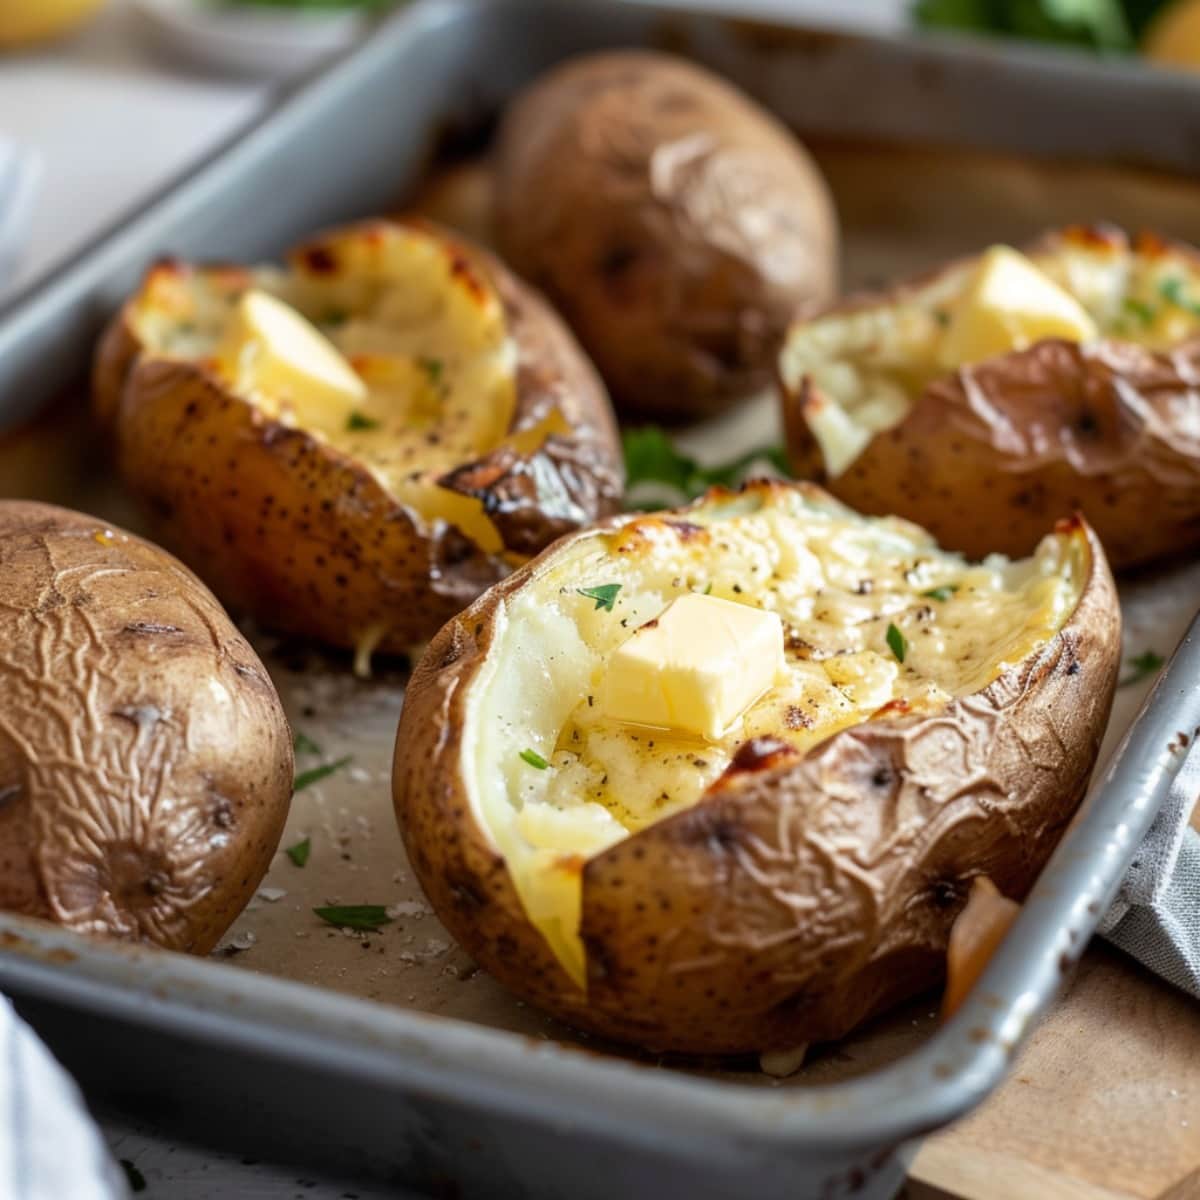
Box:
905, 802, 1200, 1200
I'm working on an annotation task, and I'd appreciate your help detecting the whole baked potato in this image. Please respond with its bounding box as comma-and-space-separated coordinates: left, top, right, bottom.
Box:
780, 225, 1200, 569
94, 219, 623, 667
493, 51, 839, 422
0, 501, 293, 954
394, 481, 1119, 1054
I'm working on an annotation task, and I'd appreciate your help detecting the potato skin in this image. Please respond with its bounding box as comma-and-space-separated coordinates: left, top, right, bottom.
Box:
785, 336, 1200, 569
394, 491, 1119, 1055
0, 502, 293, 954
94, 222, 623, 654
494, 51, 839, 422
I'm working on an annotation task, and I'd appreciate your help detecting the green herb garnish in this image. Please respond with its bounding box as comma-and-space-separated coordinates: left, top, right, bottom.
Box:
120, 1160, 147, 1194
419, 357, 445, 386
922, 585, 959, 601
323, 308, 349, 326
912, 0, 1134, 51
1122, 296, 1157, 325
313, 905, 392, 932
520, 748, 550, 770
293, 755, 352, 793
285, 837, 312, 867
293, 731, 321, 756
623, 427, 790, 504
886, 623, 908, 663
346, 411, 380, 432
577, 583, 622, 612
703, 581, 713, 595
1118, 650, 1164, 688
1159, 277, 1200, 317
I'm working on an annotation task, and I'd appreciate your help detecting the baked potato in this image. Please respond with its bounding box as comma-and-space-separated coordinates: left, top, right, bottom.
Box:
94, 219, 623, 667
0, 501, 292, 954
780, 225, 1200, 569
493, 51, 839, 422
394, 480, 1119, 1054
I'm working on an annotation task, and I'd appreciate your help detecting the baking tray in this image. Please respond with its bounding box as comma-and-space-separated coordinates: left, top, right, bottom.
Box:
2, 2, 1200, 1197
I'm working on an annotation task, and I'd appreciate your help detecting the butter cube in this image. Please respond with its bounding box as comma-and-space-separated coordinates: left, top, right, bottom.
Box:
223, 289, 366, 414
601, 593, 784, 740
938, 246, 1098, 369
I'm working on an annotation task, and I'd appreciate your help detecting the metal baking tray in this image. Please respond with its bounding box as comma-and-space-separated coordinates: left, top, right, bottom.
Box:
2, 2, 1200, 1196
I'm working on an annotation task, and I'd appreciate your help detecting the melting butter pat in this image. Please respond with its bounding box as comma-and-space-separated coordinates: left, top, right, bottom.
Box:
600, 593, 784, 740
939, 246, 1098, 368
223, 289, 366, 413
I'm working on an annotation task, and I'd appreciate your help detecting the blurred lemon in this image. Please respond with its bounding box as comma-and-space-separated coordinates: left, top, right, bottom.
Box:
0, 0, 107, 47
1144, 0, 1200, 68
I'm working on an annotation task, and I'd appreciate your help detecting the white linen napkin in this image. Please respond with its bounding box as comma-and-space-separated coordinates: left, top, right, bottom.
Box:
0, 994, 120, 1199
0, 139, 41, 288
1099, 748, 1200, 997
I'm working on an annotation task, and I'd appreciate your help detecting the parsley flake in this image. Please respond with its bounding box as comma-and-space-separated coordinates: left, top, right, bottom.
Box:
520, 748, 550, 770
921, 585, 959, 601
293, 731, 321, 756
419, 357, 445, 386
622, 427, 790, 504
1122, 297, 1156, 326
120, 1160, 146, 1194
577, 583, 621, 612
285, 837, 312, 867
293, 755, 351, 793
1159, 277, 1200, 317
346, 411, 380, 432
313, 905, 392, 932
1118, 650, 1164, 688
886, 623, 908, 663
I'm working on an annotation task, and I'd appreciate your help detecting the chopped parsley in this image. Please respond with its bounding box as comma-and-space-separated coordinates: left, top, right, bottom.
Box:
703, 581, 713, 595
1159, 277, 1200, 317
1122, 296, 1157, 326
933, 308, 950, 328
886, 622, 908, 663
285, 837, 312, 867
577, 583, 621, 612
313, 905, 392, 932
922, 585, 959, 601
419, 356, 445, 386
519, 748, 550, 770
119, 1160, 146, 1193
293, 755, 352, 793
1118, 650, 1164, 688
323, 308, 349, 326
293, 731, 321, 756
346, 411, 380, 432
623, 427, 790, 504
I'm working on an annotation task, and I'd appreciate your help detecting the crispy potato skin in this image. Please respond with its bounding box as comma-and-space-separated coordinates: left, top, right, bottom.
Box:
494, 51, 838, 422
786, 337, 1200, 568
93, 223, 623, 653
0, 501, 292, 954
394, 493, 1119, 1055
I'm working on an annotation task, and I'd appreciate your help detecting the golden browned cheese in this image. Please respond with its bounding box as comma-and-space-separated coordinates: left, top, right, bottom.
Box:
394, 482, 1120, 1054
0, 501, 293, 954
93, 220, 623, 660
494, 51, 839, 421
779, 226, 1200, 568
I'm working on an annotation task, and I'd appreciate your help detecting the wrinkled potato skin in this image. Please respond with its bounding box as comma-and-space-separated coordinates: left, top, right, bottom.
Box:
0, 502, 292, 954
785, 336, 1200, 568
94, 222, 623, 653
394, 487, 1119, 1054
494, 52, 839, 422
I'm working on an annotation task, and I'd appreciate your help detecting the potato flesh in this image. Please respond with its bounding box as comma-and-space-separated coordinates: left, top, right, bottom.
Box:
126, 226, 521, 553
783, 237, 1200, 478
463, 488, 1085, 986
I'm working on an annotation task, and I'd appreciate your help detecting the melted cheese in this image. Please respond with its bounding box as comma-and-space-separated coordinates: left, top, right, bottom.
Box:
462, 486, 1086, 987
127, 223, 521, 548
781, 232, 1200, 479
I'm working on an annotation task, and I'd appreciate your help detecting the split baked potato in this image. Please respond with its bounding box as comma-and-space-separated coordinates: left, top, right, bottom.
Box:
494, 51, 839, 422
0, 501, 293, 954
394, 481, 1119, 1054
94, 219, 623, 666
780, 225, 1200, 569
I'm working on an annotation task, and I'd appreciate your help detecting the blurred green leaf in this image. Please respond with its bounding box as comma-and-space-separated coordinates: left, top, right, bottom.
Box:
622, 427, 789, 505
913, 0, 1137, 50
